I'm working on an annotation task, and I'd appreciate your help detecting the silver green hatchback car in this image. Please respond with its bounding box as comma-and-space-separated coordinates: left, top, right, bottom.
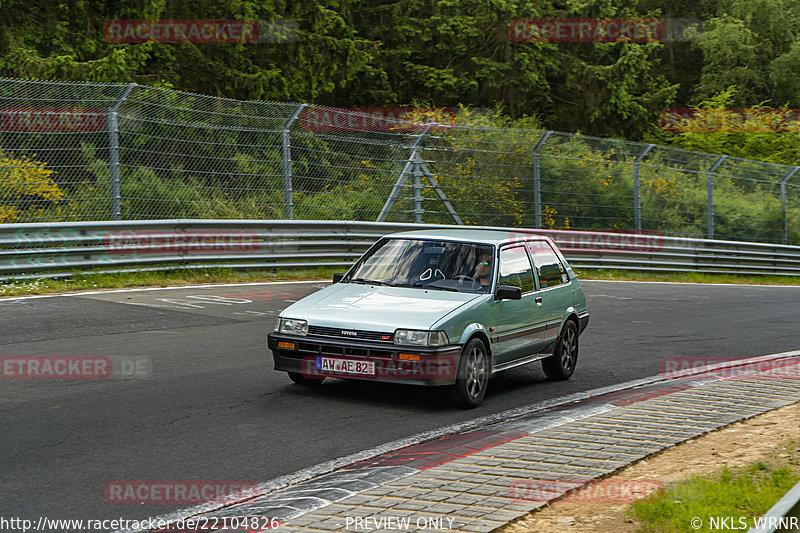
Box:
267, 229, 589, 408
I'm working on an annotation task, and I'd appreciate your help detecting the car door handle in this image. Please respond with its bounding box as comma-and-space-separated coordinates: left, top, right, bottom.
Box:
535, 297, 543, 306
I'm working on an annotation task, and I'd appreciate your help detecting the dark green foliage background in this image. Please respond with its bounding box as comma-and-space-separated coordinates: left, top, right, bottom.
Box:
3, 0, 799, 149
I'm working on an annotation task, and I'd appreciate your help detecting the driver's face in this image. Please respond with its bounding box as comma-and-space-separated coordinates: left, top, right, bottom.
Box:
477, 255, 492, 278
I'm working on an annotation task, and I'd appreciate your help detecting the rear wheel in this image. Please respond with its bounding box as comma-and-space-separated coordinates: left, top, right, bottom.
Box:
542, 320, 578, 380
448, 338, 489, 408
288, 372, 325, 386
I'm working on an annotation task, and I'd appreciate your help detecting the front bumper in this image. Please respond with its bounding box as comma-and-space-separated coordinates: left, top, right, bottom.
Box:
268, 333, 462, 386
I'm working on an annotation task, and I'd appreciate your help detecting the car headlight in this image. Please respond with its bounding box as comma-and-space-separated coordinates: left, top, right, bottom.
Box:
278, 318, 308, 336
394, 329, 449, 347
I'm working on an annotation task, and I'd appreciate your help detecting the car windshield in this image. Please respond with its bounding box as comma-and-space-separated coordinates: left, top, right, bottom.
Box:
348, 238, 495, 293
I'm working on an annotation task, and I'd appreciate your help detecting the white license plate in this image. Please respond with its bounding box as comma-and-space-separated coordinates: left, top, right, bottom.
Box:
316, 357, 375, 375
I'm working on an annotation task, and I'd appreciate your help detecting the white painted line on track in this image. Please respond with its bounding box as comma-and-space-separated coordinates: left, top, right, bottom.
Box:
0, 280, 327, 301
3, 278, 800, 303
584, 279, 800, 288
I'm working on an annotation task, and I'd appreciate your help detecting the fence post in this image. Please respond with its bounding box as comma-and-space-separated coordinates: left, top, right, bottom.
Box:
108, 83, 136, 220
781, 166, 800, 245
532, 131, 553, 229
633, 144, 655, 231
282, 103, 307, 220
707, 156, 727, 239
411, 159, 424, 223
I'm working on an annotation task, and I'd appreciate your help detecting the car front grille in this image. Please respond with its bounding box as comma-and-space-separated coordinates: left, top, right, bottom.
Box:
285, 341, 393, 360
307, 325, 394, 343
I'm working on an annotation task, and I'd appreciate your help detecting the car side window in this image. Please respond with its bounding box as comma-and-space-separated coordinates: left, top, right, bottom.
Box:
527, 241, 568, 288
498, 247, 535, 293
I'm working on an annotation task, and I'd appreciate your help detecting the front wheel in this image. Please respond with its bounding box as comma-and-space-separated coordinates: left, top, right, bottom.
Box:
448, 338, 489, 408
542, 321, 578, 380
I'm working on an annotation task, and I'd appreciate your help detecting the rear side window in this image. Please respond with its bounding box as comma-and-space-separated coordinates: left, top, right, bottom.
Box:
527, 241, 569, 288
498, 246, 535, 293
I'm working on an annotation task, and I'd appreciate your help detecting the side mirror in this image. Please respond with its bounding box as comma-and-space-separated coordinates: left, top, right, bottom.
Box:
495, 285, 522, 300
333, 273, 345, 283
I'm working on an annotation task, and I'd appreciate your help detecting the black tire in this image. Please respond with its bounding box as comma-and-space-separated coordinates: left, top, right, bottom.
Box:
288, 372, 325, 386
542, 320, 578, 380
448, 338, 489, 408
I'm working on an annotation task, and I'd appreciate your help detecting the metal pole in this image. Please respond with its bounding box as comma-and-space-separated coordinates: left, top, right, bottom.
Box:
418, 157, 463, 224
532, 131, 553, 229
411, 159, 423, 223
282, 103, 307, 220
377, 126, 431, 222
781, 166, 800, 245
109, 83, 136, 220
707, 155, 727, 239
633, 144, 655, 231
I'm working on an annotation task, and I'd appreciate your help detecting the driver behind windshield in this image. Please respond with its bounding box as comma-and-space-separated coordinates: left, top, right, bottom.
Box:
474, 253, 493, 291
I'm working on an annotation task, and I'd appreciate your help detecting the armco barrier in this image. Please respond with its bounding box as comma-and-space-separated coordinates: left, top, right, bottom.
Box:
748, 479, 800, 533
2, 220, 800, 280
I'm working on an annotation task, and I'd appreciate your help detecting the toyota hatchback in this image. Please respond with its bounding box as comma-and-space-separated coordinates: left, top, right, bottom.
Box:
267, 229, 589, 408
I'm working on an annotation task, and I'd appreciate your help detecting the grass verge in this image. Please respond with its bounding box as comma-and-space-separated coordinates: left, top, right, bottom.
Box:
0, 267, 799, 298
0, 266, 342, 297
629, 440, 800, 532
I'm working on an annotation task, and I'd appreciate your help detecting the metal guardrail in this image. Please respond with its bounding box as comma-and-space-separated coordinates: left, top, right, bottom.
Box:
2, 220, 800, 280
749, 479, 800, 533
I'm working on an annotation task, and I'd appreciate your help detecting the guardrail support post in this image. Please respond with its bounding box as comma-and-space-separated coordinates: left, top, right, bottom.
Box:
282, 104, 307, 220
108, 83, 136, 221
707, 155, 727, 239
532, 131, 553, 228
633, 144, 655, 231
781, 166, 799, 245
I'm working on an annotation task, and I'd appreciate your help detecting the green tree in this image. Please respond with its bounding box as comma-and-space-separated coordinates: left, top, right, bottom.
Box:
0, 0, 377, 101
344, 0, 677, 139
690, 0, 800, 108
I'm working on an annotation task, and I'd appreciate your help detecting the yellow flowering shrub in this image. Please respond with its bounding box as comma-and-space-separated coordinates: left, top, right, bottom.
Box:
0, 149, 64, 222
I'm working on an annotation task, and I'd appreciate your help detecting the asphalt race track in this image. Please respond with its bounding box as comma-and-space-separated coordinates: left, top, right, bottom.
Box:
1, 280, 799, 524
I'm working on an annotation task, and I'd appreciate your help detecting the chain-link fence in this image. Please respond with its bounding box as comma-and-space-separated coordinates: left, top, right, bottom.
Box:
1, 78, 799, 244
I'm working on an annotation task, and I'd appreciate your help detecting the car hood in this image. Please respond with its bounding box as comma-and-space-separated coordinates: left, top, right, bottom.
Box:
279, 283, 482, 331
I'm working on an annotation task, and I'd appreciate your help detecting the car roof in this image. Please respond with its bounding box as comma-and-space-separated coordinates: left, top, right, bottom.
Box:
385, 228, 552, 246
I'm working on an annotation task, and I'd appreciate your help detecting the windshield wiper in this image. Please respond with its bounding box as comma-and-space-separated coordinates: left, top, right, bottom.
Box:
350, 277, 394, 286
408, 282, 459, 292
